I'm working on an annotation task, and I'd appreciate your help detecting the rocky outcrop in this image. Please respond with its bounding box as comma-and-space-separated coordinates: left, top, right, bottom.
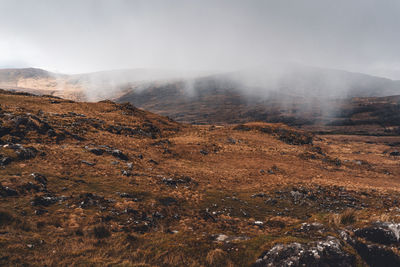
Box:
253, 237, 355, 267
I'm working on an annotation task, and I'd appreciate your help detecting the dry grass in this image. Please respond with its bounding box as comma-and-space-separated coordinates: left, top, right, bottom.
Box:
1, 90, 400, 266
328, 209, 358, 227
206, 248, 227, 266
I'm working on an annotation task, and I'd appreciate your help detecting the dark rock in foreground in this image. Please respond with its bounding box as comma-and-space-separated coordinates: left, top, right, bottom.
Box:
355, 222, 400, 245
253, 236, 355, 267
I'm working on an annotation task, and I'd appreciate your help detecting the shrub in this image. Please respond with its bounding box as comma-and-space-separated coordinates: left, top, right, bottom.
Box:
93, 224, 111, 239
0, 210, 14, 226
340, 209, 357, 225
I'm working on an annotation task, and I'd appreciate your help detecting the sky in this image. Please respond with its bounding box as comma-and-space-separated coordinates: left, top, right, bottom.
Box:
1, 0, 400, 79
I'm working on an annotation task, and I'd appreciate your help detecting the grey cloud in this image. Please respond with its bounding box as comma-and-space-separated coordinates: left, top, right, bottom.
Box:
0, 0, 399, 78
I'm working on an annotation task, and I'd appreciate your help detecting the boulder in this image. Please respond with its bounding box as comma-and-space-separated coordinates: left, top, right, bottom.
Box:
355, 222, 400, 245
253, 237, 355, 267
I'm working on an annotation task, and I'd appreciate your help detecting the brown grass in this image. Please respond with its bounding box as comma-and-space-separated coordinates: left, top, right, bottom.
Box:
1, 90, 400, 266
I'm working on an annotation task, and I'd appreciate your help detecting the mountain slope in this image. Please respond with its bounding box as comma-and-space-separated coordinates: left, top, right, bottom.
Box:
117, 68, 400, 135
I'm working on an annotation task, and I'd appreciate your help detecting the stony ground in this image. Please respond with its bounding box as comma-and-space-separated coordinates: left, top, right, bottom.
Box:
1, 89, 400, 266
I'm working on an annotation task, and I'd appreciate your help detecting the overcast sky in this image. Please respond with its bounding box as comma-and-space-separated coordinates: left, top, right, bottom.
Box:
0, 0, 400, 78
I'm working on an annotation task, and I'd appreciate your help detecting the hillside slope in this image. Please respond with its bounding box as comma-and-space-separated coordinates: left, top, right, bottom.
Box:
117, 75, 400, 135
1, 90, 400, 265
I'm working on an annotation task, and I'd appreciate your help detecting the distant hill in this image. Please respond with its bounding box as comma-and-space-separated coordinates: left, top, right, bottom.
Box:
116, 66, 400, 134
1, 66, 400, 135
0, 67, 199, 101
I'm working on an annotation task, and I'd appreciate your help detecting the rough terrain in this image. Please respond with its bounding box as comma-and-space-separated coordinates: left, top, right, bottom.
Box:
1, 89, 400, 266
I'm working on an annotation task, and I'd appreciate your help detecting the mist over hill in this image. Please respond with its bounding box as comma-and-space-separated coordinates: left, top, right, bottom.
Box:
115, 65, 400, 134
1, 65, 400, 134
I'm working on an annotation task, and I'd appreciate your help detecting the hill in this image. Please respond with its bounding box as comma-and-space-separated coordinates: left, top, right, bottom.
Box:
0, 67, 198, 102
117, 69, 400, 135
1, 89, 400, 265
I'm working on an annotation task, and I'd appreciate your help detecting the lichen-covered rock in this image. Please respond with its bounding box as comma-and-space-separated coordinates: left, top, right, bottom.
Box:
253, 236, 355, 267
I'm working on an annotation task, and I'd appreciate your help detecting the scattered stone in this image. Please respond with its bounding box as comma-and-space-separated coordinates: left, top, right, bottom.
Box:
299, 222, 325, 232
88, 148, 105, 155
215, 234, 229, 242
118, 192, 138, 201
251, 193, 267, 198
227, 137, 236, 144
200, 150, 209, 155
162, 176, 192, 187
148, 159, 158, 165
77, 193, 111, 209
0, 156, 12, 166
254, 221, 264, 227
290, 190, 304, 203
16, 146, 38, 160
31, 195, 58, 206
81, 160, 95, 166
0, 184, 18, 197
390, 150, 400, 156
31, 173, 47, 186
121, 170, 131, 176
111, 149, 129, 160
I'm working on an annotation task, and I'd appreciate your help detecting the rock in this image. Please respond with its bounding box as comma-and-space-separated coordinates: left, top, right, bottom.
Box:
77, 193, 110, 209
354, 241, 400, 267
162, 176, 191, 187
390, 150, 400, 156
111, 149, 129, 160
118, 192, 138, 201
31, 173, 47, 186
215, 234, 229, 242
251, 193, 267, 198
0, 156, 12, 166
16, 146, 37, 160
341, 228, 400, 267
290, 190, 304, 202
227, 137, 236, 144
148, 159, 158, 165
254, 221, 264, 227
253, 237, 355, 267
0, 185, 18, 197
81, 160, 95, 166
88, 148, 105, 155
31, 195, 58, 206
355, 222, 400, 245
299, 222, 325, 232
200, 150, 209, 155
126, 162, 133, 169
121, 170, 131, 177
